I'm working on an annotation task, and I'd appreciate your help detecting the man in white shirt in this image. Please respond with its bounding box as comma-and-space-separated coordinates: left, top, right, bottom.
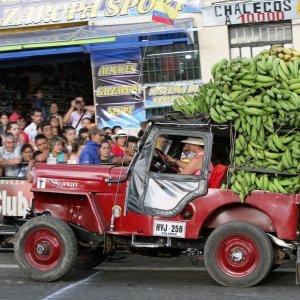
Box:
24, 108, 44, 142
0, 132, 21, 177
63, 97, 95, 131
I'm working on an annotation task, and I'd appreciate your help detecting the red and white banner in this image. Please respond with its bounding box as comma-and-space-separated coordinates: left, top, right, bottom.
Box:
0, 179, 32, 217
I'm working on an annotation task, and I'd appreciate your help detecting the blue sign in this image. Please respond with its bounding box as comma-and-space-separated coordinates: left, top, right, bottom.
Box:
0, 0, 203, 29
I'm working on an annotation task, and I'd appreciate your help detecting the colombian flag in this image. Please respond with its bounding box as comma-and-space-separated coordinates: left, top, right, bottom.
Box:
152, 0, 179, 25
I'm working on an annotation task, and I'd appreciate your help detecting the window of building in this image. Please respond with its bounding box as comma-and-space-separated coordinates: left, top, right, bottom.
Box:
141, 33, 200, 84
145, 106, 173, 119
229, 21, 292, 58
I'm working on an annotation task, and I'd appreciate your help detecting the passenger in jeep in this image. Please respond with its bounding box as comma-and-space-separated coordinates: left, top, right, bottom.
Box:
167, 137, 214, 177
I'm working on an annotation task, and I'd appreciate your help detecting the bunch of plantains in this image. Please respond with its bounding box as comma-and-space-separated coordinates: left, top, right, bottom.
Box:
172, 47, 300, 202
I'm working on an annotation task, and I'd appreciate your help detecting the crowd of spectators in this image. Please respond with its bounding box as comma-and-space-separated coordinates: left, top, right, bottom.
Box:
0, 88, 143, 181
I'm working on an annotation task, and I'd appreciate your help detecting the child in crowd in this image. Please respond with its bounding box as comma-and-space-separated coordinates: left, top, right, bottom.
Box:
48, 136, 68, 163
63, 126, 77, 153
18, 144, 34, 177
6, 121, 25, 147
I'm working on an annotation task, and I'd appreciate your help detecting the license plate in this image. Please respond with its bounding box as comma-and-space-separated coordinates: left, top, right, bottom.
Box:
153, 220, 186, 238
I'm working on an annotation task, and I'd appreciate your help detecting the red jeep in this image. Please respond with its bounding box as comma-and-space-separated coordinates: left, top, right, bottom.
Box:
14, 115, 300, 287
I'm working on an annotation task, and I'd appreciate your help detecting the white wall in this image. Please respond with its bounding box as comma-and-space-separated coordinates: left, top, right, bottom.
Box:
292, 20, 300, 50
199, 23, 229, 82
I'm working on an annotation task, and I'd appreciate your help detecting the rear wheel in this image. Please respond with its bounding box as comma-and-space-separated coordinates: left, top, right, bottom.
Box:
204, 221, 273, 287
74, 247, 107, 269
14, 215, 78, 282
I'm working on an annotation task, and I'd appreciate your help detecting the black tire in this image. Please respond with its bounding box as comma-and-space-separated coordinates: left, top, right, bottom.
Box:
14, 215, 78, 282
74, 247, 107, 269
204, 221, 273, 287
270, 264, 280, 272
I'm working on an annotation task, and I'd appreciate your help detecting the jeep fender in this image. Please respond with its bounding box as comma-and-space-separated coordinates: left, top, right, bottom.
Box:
31, 189, 107, 234
203, 204, 275, 233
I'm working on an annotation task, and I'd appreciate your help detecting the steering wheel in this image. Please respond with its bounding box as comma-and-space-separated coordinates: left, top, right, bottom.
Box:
155, 148, 179, 173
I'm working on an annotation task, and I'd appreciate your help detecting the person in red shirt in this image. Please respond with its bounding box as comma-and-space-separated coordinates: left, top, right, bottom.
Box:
111, 130, 127, 157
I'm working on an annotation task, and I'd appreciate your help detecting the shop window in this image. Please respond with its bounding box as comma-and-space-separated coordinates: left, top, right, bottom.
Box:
229, 21, 292, 58
142, 33, 200, 84
145, 106, 173, 119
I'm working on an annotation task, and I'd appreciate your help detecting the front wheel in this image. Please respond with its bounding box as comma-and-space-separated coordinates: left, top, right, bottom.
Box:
204, 221, 273, 287
14, 215, 78, 282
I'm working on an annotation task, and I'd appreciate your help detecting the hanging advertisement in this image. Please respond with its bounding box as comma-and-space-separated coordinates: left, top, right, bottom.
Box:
91, 49, 145, 128
98, 101, 145, 128
202, 0, 300, 26
0, 0, 202, 30
145, 82, 202, 108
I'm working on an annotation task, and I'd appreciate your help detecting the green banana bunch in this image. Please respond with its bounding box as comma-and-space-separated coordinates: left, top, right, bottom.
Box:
172, 47, 300, 201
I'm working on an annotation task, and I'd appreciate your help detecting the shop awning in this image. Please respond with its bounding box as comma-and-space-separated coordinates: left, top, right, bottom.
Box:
0, 19, 194, 60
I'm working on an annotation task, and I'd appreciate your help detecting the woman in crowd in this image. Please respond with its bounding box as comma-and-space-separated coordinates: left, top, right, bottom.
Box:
99, 140, 115, 163
63, 126, 77, 153
18, 144, 34, 177
103, 126, 113, 136
68, 137, 86, 163
49, 102, 63, 130
6, 121, 25, 147
50, 116, 62, 136
48, 136, 68, 163
111, 130, 127, 157
112, 125, 122, 135
0, 112, 9, 135
78, 127, 89, 140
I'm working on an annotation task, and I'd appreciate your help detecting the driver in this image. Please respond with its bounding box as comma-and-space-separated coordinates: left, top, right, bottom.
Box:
166, 137, 214, 176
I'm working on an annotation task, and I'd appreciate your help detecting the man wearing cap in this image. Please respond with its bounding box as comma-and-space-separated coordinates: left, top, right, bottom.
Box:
79, 127, 105, 164
167, 137, 214, 176
10, 114, 29, 144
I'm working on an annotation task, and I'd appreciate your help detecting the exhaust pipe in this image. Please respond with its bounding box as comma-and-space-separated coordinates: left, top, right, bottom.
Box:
266, 233, 294, 250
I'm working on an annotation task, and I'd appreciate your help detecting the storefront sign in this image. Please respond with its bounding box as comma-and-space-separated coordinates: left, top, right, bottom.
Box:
202, 0, 300, 26
91, 49, 146, 128
0, 0, 202, 29
145, 83, 202, 108
0, 179, 32, 217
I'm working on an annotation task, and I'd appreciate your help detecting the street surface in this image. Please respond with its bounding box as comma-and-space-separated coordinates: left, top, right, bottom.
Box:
0, 250, 299, 300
